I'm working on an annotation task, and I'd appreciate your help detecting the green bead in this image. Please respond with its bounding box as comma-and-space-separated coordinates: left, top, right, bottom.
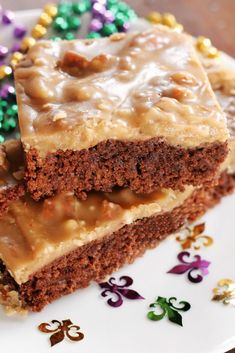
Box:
57, 2, 72, 16
0, 111, 3, 121
2, 117, 17, 131
115, 12, 127, 27
67, 16, 81, 30
50, 35, 62, 41
118, 1, 129, 13
108, 0, 118, 6
72, 1, 88, 14
64, 32, 76, 40
53, 17, 69, 32
126, 9, 137, 19
101, 23, 118, 36
86, 32, 102, 39
6, 104, 18, 116
0, 135, 5, 143
109, 5, 119, 15
0, 100, 7, 109
11, 104, 18, 114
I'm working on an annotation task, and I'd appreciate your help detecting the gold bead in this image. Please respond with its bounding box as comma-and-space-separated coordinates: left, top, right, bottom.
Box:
0, 65, 12, 80
31, 24, 47, 39
12, 51, 24, 61
44, 3, 58, 18
38, 12, 53, 27
207, 46, 220, 59
162, 13, 177, 28
147, 11, 162, 24
10, 59, 18, 68
21, 37, 36, 51
196, 36, 212, 52
173, 23, 184, 33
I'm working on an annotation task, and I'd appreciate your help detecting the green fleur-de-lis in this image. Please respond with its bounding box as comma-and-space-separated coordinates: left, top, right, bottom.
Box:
147, 296, 191, 326
212, 279, 235, 306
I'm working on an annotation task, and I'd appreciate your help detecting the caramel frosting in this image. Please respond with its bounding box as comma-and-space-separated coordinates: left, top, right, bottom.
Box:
15, 26, 228, 157
0, 140, 24, 191
0, 185, 194, 284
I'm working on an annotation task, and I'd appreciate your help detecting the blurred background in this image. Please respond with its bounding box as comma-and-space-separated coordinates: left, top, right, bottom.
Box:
1, 0, 235, 56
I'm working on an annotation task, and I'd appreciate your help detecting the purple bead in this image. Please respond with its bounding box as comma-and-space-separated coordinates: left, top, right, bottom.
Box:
122, 22, 130, 32
92, 3, 106, 17
11, 42, 21, 53
0, 84, 15, 99
2, 10, 15, 25
0, 45, 9, 59
89, 18, 103, 32
14, 25, 27, 39
103, 10, 115, 23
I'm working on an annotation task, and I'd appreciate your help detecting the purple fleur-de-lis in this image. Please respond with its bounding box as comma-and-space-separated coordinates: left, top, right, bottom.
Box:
167, 251, 211, 283
99, 275, 144, 307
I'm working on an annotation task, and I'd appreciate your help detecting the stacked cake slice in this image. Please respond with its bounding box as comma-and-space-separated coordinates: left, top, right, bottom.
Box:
0, 26, 234, 313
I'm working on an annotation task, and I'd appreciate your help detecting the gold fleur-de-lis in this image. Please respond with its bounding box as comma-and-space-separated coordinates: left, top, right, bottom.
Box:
38, 319, 84, 346
176, 223, 213, 250
212, 279, 235, 306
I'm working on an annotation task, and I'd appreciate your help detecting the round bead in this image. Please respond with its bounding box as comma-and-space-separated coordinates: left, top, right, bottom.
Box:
109, 5, 119, 15
117, 2, 129, 13
207, 46, 220, 59
31, 24, 47, 38
92, 3, 106, 17
21, 37, 36, 51
0, 84, 15, 99
44, 3, 58, 17
108, 0, 118, 5
0, 136, 5, 143
173, 23, 184, 33
2, 117, 17, 131
67, 16, 81, 30
57, 2, 72, 16
86, 31, 102, 39
64, 32, 75, 40
0, 65, 12, 80
103, 10, 115, 23
0, 45, 8, 59
52, 17, 69, 32
12, 51, 24, 61
196, 36, 212, 52
147, 11, 162, 24
126, 9, 137, 20
115, 12, 127, 27
14, 25, 27, 39
2, 10, 15, 25
89, 18, 103, 32
72, 1, 88, 14
0, 100, 7, 109
162, 13, 177, 28
101, 23, 117, 36
121, 21, 130, 32
38, 12, 53, 27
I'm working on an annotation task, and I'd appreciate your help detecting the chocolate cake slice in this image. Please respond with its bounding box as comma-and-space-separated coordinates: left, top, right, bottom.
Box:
15, 26, 228, 201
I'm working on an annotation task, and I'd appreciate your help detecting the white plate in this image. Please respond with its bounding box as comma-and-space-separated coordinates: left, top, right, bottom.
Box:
1, 9, 235, 353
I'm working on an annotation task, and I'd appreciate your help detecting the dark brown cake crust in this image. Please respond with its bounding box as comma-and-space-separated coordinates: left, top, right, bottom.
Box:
25, 138, 228, 201
0, 184, 25, 217
0, 171, 234, 312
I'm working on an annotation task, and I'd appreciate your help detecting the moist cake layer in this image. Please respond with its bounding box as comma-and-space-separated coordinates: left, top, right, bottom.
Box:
0, 171, 234, 313
0, 141, 25, 216
15, 26, 227, 156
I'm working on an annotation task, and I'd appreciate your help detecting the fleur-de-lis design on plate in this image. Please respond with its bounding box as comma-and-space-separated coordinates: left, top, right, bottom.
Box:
99, 275, 144, 307
167, 251, 211, 283
212, 279, 235, 306
176, 223, 213, 250
147, 296, 191, 326
38, 319, 84, 346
